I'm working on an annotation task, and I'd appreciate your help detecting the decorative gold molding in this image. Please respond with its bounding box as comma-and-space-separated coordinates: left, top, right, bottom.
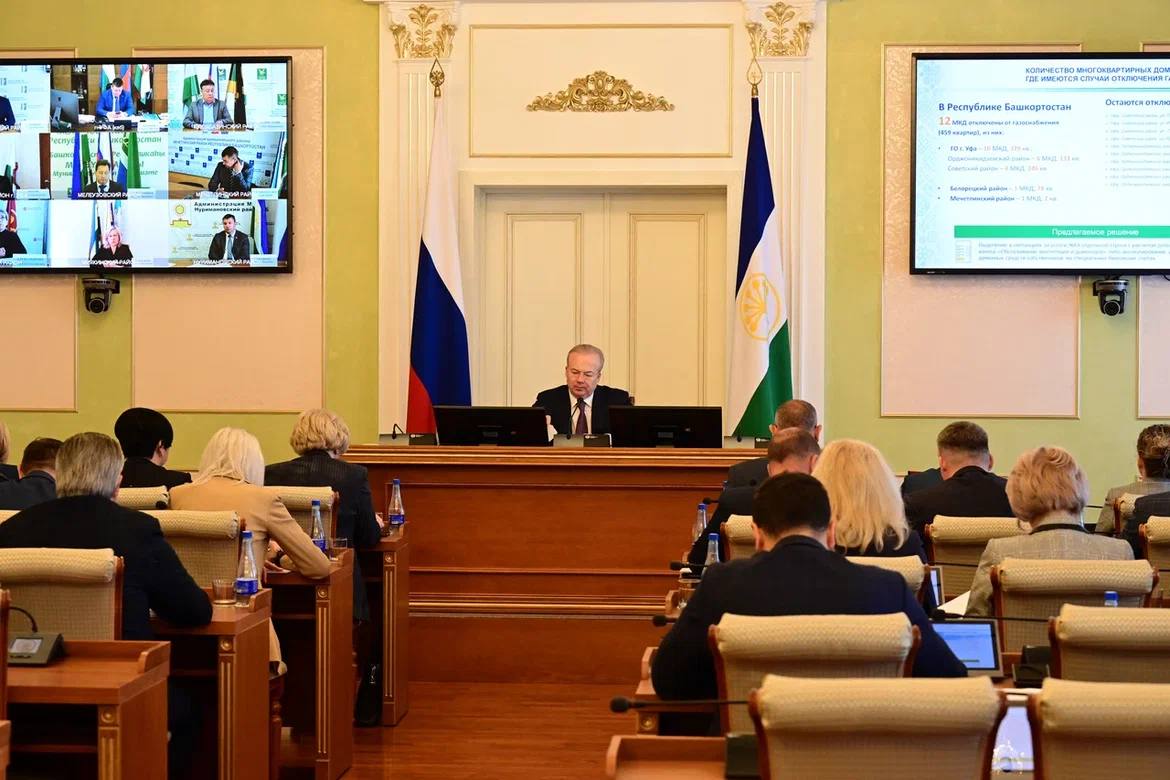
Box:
389, 3, 458, 60
745, 2, 814, 58
526, 71, 675, 113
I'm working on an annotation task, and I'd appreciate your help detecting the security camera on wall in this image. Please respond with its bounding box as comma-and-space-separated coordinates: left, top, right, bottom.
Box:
1092, 278, 1127, 317
81, 276, 120, 314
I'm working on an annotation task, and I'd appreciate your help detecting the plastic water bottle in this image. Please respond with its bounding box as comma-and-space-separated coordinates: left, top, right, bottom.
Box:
310, 499, 326, 552
235, 530, 259, 606
1104, 590, 1119, 607
703, 532, 720, 577
692, 503, 708, 542
388, 479, 406, 527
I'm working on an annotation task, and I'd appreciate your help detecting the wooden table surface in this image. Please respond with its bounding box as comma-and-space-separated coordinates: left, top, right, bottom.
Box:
8, 640, 170, 704
606, 736, 725, 779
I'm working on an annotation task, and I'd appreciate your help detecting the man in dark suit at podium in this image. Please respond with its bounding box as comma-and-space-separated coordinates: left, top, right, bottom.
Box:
533, 344, 629, 438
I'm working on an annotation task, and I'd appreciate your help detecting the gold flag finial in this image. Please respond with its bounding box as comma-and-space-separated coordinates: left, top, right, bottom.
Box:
747, 53, 763, 97
430, 58, 445, 97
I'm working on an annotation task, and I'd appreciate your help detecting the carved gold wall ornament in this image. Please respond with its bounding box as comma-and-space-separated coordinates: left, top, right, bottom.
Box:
389, 3, 457, 59
745, 2, 814, 58
527, 71, 675, 113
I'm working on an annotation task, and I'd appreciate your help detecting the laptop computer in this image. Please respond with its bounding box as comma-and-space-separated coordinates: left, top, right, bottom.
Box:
928, 565, 944, 607
932, 618, 1003, 677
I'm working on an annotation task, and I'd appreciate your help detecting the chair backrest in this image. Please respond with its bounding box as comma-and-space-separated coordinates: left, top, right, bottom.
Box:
1030, 677, 1170, 780
0, 589, 8, 719
1049, 603, 1170, 683
710, 613, 918, 733
1141, 516, 1170, 574
927, 516, 1026, 599
0, 548, 122, 640
749, 675, 1004, 779
721, 515, 755, 561
115, 486, 170, 510
992, 558, 1157, 651
846, 556, 928, 603
0, 510, 17, 524
267, 486, 337, 538
147, 510, 241, 587
1113, 492, 1142, 537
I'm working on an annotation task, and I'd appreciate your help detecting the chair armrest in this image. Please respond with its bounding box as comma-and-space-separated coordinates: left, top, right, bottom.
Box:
641, 646, 657, 680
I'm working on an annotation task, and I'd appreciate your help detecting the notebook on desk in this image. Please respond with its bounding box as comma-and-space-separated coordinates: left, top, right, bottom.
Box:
932, 618, 1002, 677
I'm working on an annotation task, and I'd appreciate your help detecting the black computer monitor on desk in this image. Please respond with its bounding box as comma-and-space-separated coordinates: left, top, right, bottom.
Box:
608, 406, 723, 448
434, 406, 549, 446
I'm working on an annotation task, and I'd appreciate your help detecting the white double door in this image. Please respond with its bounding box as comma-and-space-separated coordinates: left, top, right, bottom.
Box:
476, 188, 728, 409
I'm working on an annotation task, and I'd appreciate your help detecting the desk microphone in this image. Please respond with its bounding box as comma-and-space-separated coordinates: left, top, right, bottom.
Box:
390, 423, 406, 439
931, 609, 1050, 624
701, 497, 720, 506
670, 560, 704, 571
651, 614, 677, 627
7, 604, 64, 666
609, 695, 747, 713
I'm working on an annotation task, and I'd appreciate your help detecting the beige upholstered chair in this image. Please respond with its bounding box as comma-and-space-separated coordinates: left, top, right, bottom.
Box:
927, 516, 1026, 599
1030, 678, 1170, 779
114, 485, 170, 510
1140, 516, 1170, 574
267, 486, 337, 538
0, 510, 17, 524
749, 675, 1004, 779
720, 515, 756, 561
147, 510, 241, 587
1112, 492, 1142, 537
1049, 603, 1170, 683
846, 556, 928, 603
0, 548, 122, 640
709, 613, 919, 733
992, 558, 1157, 651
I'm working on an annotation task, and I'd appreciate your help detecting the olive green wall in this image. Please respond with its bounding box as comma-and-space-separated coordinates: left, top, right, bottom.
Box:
826, 0, 1170, 496
3, 0, 380, 469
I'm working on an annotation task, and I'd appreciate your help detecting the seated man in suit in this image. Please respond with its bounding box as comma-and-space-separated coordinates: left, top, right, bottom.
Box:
655, 472, 965, 703
687, 428, 820, 564
901, 467, 943, 497
967, 446, 1132, 616
0, 432, 211, 775
725, 399, 821, 489
80, 160, 126, 197
1096, 424, 1170, 535
183, 78, 232, 130
0, 437, 61, 510
533, 344, 629, 437
904, 421, 1013, 539
114, 407, 192, 490
206, 145, 254, 195
94, 77, 134, 121
207, 213, 251, 262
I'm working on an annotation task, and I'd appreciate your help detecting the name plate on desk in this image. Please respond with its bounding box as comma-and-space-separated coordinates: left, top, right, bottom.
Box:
551, 434, 611, 448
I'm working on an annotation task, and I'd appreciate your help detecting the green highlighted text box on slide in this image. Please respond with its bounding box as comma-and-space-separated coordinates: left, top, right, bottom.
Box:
954, 225, 1170, 239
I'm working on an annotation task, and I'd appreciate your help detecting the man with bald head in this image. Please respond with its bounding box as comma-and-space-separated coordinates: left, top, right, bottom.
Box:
533, 344, 630, 438
726, 399, 821, 489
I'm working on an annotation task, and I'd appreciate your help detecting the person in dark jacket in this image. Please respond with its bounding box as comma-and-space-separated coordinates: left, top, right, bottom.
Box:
725, 399, 821, 489
0, 420, 17, 482
0, 432, 211, 775
0, 437, 61, 511
904, 421, 1013, 539
114, 407, 192, 490
652, 473, 965, 705
265, 408, 383, 621
533, 344, 630, 437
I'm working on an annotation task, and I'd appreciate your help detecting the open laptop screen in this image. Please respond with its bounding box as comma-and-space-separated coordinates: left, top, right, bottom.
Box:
933, 619, 1001, 675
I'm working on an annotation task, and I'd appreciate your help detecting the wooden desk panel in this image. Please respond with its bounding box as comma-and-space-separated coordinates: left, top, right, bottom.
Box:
153, 589, 271, 780
269, 550, 354, 780
8, 641, 170, 780
606, 736, 725, 779
347, 446, 742, 683
357, 530, 410, 726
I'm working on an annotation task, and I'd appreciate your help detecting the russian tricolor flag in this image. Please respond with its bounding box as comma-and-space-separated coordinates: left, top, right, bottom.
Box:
406, 95, 471, 432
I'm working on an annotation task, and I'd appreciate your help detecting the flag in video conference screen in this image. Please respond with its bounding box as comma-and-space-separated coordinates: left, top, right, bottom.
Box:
0, 58, 291, 272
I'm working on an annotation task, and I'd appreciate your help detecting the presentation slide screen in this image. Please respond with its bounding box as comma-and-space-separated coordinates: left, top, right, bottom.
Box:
912, 53, 1170, 275
0, 57, 291, 273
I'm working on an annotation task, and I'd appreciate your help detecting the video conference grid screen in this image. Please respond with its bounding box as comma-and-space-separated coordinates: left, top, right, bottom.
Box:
0, 58, 291, 272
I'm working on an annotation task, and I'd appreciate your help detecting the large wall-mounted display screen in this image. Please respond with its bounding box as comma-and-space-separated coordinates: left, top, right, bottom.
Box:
0, 57, 291, 273
913, 53, 1170, 275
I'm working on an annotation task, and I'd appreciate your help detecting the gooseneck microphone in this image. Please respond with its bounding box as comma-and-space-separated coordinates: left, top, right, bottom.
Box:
610, 696, 748, 714
931, 609, 1050, 624
651, 614, 677, 627
10, 605, 38, 632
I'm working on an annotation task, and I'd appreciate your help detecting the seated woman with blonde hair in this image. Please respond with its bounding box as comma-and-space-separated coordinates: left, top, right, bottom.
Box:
170, 427, 331, 665
812, 439, 927, 562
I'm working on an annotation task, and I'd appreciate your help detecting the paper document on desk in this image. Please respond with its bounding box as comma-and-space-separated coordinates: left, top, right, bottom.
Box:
940, 590, 970, 615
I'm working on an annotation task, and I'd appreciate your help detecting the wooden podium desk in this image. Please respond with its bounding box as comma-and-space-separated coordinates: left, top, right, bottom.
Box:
152, 589, 272, 780
356, 528, 410, 725
8, 640, 170, 780
346, 446, 746, 683
268, 549, 354, 780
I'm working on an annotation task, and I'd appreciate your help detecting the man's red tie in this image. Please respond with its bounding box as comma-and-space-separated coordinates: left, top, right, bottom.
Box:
574, 399, 588, 435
